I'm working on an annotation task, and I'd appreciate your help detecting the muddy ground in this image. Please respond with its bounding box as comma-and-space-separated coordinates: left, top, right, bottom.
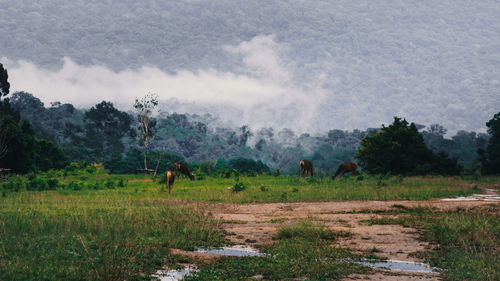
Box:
174, 190, 499, 280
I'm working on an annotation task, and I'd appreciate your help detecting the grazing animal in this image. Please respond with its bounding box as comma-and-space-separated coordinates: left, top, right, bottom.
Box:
175, 162, 194, 180
165, 170, 176, 194
276, 168, 281, 176
299, 160, 314, 177
332, 161, 359, 180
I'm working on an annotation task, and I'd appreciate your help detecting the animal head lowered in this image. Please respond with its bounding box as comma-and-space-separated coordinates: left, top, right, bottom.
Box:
175, 162, 195, 180
332, 161, 359, 180
299, 160, 314, 177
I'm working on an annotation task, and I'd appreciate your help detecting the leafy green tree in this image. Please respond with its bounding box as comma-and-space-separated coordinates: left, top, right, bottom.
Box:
84, 101, 132, 158
356, 117, 461, 175
0, 120, 36, 173
228, 157, 270, 174
62, 101, 131, 163
481, 112, 500, 174
0, 63, 10, 99
0, 114, 17, 161
35, 138, 68, 171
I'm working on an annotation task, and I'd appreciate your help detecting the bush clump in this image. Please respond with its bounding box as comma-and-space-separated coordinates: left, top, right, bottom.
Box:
232, 181, 247, 192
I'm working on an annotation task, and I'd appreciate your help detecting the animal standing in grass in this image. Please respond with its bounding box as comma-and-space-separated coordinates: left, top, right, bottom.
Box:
175, 162, 194, 180
332, 161, 359, 180
299, 160, 314, 177
165, 170, 176, 194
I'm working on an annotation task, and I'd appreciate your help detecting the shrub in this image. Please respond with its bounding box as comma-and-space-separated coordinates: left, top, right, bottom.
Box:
105, 180, 115, 189
67, 181, 81, 191
29, 178, 47, 191
2, 178, 24, 192
232, 181, 247, 192
280, 192, 288, 201
117, 179, 125, 187
46, 179, 59, 190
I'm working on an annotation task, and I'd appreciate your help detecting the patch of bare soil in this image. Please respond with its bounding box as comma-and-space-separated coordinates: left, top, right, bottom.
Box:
170, 248, 221, 264
198, 196, 498, 281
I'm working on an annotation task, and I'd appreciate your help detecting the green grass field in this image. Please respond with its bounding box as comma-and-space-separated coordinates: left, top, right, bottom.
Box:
0, 169, 498, 280
2, 169, 483, 203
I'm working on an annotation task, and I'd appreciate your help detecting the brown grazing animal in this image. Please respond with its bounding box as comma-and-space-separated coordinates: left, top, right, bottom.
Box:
332, 161, 359, 180
175, 162, 194, 180
165, 170, 176, 194
299, 160, 314, 177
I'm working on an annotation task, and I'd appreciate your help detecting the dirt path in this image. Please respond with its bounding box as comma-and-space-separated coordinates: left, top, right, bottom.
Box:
195, 195, 498, 280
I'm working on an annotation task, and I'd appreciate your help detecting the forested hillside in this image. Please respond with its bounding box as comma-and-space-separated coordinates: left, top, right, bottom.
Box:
8, 91, 489, 174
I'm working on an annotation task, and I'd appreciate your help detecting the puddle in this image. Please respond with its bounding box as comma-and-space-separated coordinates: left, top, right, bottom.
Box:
152, 265, 198, 281
355, 259, 438, 273
441, 194, 500, 201
196, 245, 265, 257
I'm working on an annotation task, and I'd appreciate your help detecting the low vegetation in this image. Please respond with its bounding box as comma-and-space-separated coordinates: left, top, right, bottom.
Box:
0, 164, 497, 280
362, 205, 500, 281
0, 190, 226, 281
0, 165, 483, 203
185, 222, 368, 280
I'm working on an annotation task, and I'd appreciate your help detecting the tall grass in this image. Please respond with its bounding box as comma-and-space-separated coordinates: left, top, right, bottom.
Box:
0, 170, 495, 280
142, 174, 482, 203
423, 208, 499, 281
364, 206, 500, 281
2, 171, 486, 203
0, 192, 226, 281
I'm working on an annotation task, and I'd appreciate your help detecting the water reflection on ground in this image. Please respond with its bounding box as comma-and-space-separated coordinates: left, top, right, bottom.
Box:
152, 265, 198, 281
355, 259, 438, 273
196, 245, 265, 257
441, 194, 500, 201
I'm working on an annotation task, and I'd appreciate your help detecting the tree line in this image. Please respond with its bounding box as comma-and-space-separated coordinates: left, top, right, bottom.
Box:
1, 63, 499, 176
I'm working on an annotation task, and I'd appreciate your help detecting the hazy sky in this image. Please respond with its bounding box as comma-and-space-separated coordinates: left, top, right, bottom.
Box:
1, 0, 499, 134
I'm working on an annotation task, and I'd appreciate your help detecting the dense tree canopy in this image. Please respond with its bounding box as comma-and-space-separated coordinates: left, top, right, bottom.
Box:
0, 66, 67, 173
84, 101, 132, 158
0, 112, 67, 173
6, 92, 490, 175
480, 112, 500, 175
356, 117, 461, 175
0, 63, 9, 99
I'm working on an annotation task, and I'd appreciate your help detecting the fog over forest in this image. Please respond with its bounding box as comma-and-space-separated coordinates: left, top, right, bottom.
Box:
1, 0, 500, 135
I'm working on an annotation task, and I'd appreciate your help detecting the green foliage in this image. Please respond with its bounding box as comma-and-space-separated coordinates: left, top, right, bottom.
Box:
187, 222, 363, 280
117, 179, 125, 187
0, 111, 68, 173
63, 101, 132, 163
0, 63, 9, 98
481, 111, 500, 175
364, 206, 500, 280
104, 148, 184, 174
356, 117, 461, 175
228, 157, 270, 174
191, 157, 270, 177
85, 101, 132, 158
232, 181, 247, 192
0, 193, 226, 281
423, 210, 499, 280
